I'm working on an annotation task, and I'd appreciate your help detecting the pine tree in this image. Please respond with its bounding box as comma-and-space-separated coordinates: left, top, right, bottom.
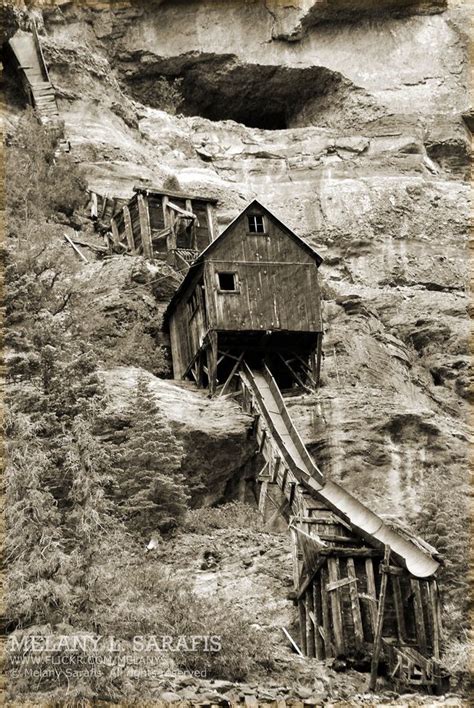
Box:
6, 421, 73, 627
114, 376, 188, 536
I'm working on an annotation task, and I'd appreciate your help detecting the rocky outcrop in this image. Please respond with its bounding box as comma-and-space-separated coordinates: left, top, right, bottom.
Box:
101, 367, 257, 504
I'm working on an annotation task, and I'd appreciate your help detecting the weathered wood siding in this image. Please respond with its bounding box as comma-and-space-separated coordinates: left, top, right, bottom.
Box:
203, 210, 321, 332
169, 274, 208, 378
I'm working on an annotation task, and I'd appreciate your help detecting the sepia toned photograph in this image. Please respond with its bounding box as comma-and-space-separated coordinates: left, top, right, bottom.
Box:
2, 0, 472, 705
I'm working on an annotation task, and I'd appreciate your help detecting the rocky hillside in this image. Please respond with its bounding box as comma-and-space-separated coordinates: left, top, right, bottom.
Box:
2, 0, 471, 703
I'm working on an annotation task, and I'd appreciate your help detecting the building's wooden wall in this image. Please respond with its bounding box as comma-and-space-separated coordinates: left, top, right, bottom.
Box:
169, 273, 208, 378
204, 259, 320, 332
202, 209, 322, 333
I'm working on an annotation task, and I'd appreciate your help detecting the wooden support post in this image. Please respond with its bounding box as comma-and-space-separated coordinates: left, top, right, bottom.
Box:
299, 599, 308, 656
137, 194, 153, 258
290, 526, 300, 590
123, 206, 135, 253
431, 580, 441, 660
110, 218, 120, 246
320, 564, 332, 658
313, 577, 324, 660
346, 558, 364, 649
327, 558, 344, 656
369, 546, 390, 692
365, 557, 378, 636
258, 480, 268, 515
410, 578, 428, 654
278, 353, 312, 393
219, 352, 245, 397
305, 589, 316, 658
392, 576, 407, 642
206, 332, 218, 396
206, 202, 215, 242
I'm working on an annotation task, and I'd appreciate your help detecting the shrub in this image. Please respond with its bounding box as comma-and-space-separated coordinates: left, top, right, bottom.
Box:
184, 501, 263, 534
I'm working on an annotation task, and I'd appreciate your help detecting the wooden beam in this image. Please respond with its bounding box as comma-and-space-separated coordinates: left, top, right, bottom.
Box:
206, 202, 215, 242
305, 589, 316, 658
278, 353, 312, 393
63, 233, 89, 263
327, 558, 344, 656
218, 352, 245, 397
281, 627, 303, 658
137, 194, 153, 258
320, 564, 333, 658
206, 331, 218, 396
365, 557, 378, 636
347, 558, 364, 649
123, 206, 135, 253
392, 576, 407, 642
326, 576, 357, 593
296, 557, 326, 601
368, 546, 390, 692
313, 577, 325, 660
410, 578, 428, 654
431, 580, 441, 660
298, 597, 307, 655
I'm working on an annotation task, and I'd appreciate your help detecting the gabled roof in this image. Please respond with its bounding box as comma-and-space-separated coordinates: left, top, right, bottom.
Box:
164, 199, 323, 322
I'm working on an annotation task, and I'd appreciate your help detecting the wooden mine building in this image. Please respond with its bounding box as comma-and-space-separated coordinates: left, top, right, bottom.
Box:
109, 186, 218, 268
164, 199, 323, 394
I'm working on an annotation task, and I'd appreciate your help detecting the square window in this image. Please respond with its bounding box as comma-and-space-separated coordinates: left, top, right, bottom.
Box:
217, 272, 238, 291
247, 215, 265, 233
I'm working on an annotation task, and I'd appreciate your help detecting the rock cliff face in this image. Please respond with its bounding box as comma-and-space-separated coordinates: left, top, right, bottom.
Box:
3, 0, 470, 521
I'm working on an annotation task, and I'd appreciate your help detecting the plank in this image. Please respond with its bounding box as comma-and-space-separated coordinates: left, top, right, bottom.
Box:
365, 557, 378, 635
326, 576, 357, 592
281, 627, 303, 658
313, 576, 324, 660
296, 556, 326, 600
64, 233, 88, 263
123, 206, 135, 253
305, 589, 315, 658
327, 557, 344, 655
298, 598, 307, 655
137, 194, 153, 258
368, 546, 390, 691
380, 564, 405, 576
320, 547, 383, 558
392, 576, 407, 642
410, 579, 428, 654
347, 558, 364, 648
430, 580, 441, 659
218, 351, 245, 397
320, 564, 333, 658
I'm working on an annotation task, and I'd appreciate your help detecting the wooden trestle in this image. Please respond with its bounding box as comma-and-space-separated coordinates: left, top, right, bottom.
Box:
239, 364, 446, 693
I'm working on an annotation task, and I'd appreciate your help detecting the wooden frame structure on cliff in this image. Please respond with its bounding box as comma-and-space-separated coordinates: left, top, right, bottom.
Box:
164, 199, 324, 394
238, 363, 446, 693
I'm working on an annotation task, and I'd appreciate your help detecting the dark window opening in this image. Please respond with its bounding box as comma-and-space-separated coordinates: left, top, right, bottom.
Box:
217, 272, 238, 292
248, 215, 265, 233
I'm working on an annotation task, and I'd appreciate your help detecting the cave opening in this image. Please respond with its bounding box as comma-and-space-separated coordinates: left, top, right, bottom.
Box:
124, 59, 345, 131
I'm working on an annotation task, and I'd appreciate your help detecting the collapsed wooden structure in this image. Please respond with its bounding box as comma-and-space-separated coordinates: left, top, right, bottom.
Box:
109, 187, 218, 268
165, 199, 446, 692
